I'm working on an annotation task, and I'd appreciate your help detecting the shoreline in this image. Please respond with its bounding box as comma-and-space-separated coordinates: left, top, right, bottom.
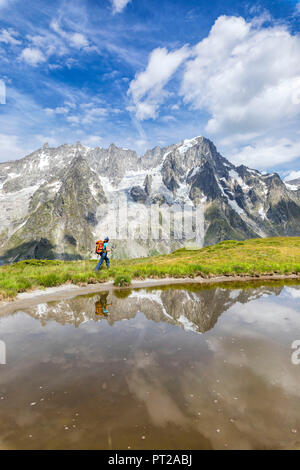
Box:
0, 273, 300, 315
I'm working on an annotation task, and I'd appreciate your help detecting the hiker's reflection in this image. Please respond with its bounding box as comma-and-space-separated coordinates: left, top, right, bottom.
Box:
95, 292, 112, 316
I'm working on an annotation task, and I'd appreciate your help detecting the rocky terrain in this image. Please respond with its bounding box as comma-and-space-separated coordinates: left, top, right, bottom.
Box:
0, 136, 300, 262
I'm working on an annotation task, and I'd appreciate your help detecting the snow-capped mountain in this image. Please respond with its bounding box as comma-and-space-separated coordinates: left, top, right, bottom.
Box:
0, 136, 299, 263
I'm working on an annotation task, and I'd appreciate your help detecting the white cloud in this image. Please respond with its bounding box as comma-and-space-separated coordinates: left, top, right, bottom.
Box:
18, 21, 95, 70
135, 139, 148, 148
33, 134, 59, 147
128, 46, 190, 120
82, 135, 103, 147
69, 32, 89, 48
180, 16, 300, 137
50, 20, 90, 50
219, 132, 261, 147
66, 115, 80, 125
0, 28, 21, 46
44, 106, 69, 115
64, 107, 107, 126
127, 13, 300, 169
0, 133, 31, 161
0, 87, 121, 162
284, 170, 300, 182
19, 47, 46, 66
110, 0, 131, 14
52, 106, 69, 114
27, 32, 69, 58
81, 107, 107, 124
230, 138, 300, 168
161, 115, 176, 122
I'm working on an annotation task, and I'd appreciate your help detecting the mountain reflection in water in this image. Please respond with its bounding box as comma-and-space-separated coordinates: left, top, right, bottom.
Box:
16, 283, 294, 332
0, 283, 299, 450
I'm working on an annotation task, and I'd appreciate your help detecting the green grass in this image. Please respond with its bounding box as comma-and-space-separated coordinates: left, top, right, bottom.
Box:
113, 275, 132, 287
0, 236, 300, 300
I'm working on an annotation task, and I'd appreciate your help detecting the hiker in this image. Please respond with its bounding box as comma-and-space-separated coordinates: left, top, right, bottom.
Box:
95, 292, 112, 315
95, 237, 111, 271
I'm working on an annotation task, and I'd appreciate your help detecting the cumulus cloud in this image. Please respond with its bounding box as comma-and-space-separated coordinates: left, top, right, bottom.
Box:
128, 15, 300, 133
110, 0, 131, 14
180, 15, 300, 137
128, 46, 190, 120
127, 14, 300, 167
19, 47, 46, 66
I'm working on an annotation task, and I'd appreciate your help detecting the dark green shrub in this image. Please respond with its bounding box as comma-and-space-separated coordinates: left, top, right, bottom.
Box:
113, 275, 132, 287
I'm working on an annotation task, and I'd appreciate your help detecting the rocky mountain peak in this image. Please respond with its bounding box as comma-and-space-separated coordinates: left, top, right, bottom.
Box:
0, 135, 299, 263
75, 141, 87, 151
108, 143, 118, 152
63, 154, 89, 180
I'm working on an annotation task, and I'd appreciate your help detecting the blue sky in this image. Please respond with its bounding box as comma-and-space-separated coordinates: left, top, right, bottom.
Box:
0, 0, 300, 179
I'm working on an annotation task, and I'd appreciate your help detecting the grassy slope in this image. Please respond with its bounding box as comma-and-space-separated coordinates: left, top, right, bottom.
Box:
0, 237, 300, 300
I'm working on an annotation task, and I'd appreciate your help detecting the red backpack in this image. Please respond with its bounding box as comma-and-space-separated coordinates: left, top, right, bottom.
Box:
95, 240, 104, 254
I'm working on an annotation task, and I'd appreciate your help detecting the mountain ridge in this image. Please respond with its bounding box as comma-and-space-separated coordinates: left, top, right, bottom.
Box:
0, 136, 300, 263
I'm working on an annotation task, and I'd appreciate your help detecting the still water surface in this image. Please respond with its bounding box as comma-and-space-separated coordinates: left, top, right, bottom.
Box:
0, 282, 300, 449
